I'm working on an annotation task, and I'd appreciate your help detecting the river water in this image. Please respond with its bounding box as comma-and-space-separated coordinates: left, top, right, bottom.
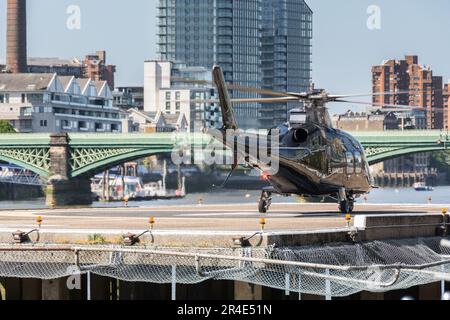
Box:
0, 186, 449, 210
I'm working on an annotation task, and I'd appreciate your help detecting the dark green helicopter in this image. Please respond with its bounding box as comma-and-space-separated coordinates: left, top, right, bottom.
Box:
205, 65, 423, 214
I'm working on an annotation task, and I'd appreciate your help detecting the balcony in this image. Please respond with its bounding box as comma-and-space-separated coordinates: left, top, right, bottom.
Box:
218, 11, 233, 19
20, 107, 33, 118
217, 29, 233, 36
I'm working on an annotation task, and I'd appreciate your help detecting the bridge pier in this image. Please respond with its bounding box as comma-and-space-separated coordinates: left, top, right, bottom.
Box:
46, 178, 92, 206
46, 133, 92, 206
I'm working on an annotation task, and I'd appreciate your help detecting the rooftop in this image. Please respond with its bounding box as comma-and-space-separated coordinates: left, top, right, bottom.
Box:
27, 57, 82, 67
58, 76, 75, 91
161, 113, 183, 126
0, 73, 112, 100
0, 73, 54, 91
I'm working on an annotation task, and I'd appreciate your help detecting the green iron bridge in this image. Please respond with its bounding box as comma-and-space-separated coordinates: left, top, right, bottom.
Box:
0, 131, 447, 179
0, 131, 447, 205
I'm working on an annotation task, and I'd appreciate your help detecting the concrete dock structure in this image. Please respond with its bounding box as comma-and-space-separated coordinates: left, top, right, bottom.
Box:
0, 203, 449, 300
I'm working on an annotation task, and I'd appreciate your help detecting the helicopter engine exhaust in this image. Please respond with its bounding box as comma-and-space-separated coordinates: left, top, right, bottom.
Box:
292, 128, 308, 144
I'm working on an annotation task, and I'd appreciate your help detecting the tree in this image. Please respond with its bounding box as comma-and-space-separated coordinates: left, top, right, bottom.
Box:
430, 151, 450, 184
0, 120, 16, 133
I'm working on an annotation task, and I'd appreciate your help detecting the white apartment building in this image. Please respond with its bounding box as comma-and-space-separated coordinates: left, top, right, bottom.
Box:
0, 73, 124, 133
144, 61, 222, 132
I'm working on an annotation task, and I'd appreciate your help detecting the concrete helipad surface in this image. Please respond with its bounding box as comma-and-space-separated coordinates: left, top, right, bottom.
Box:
0, 202, 446, 231
0, 203, 446, 247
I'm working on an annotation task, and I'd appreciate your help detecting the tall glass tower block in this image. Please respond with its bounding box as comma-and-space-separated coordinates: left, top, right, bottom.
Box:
157, 0, 312, 129
261, 0, 313, 128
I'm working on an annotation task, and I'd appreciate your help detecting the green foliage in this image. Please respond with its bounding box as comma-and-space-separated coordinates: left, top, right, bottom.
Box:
430, 151, 450, 184
87, 234, 108, 245
0, 121, 16, 134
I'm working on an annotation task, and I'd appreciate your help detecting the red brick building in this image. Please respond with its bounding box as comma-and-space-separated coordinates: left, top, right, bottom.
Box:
444, 82, 450, 130
83, 51, 116, 90
372, 55, 444, 129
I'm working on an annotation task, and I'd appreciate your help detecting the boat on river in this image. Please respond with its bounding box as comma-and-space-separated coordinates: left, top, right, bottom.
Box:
413, 182, 434, 192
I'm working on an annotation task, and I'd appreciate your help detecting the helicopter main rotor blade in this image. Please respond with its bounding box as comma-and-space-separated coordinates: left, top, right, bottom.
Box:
230, 97, 300, 103
335, 99, 447, 113
171, 77, 303, 98
329, 89, 444, 100
190, 97, 299, 104
228, 84, 305, 98
172, 77, 445, 101
171, 78, 213, 86
335, 99, 417, 108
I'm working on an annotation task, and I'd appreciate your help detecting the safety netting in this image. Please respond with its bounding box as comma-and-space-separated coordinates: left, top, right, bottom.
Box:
0, 236, 449, 297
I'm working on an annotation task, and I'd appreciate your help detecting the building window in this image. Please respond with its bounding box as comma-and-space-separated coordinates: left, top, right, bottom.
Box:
20, 107, 32, 117
175, 91, 181, 100
79, 121, 88, 131
95, 123, 104, 131
111, 123, 120, 132
166, 92, 171, 100
21, 94, 26, 103
166, 102, 171, 112
0, 94, 9, 104
27, 94, 44, 103
176, 102, 181, 111
40, 120, 48, 127
21, 119, 32, 130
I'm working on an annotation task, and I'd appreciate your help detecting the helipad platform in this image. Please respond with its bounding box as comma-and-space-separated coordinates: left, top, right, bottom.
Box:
0, 203, 447, 247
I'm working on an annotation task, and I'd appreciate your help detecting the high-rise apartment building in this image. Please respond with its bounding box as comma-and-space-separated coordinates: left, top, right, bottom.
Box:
157, 0, 312, 129
261, 0, 312, 127
372, 55, 444, 130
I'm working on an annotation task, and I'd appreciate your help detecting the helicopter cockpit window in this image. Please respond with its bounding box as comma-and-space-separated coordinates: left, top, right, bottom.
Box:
307, 128, 326, 148
346, 152, 355, 175
354, 152, 362, 174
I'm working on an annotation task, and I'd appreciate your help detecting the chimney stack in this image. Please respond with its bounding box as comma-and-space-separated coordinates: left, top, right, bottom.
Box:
6, 0, 27, 73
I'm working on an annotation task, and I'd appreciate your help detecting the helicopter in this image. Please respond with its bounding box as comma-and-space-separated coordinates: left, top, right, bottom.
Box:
200, 65, 440, 214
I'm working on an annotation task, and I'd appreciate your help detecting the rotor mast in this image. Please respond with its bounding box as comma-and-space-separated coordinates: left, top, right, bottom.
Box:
304, 91, 334, 128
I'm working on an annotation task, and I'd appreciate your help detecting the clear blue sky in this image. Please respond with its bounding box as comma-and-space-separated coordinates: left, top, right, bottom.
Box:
1, 0, 450, 110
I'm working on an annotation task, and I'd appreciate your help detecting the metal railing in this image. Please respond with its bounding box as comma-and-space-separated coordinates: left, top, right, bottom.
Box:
0, 166, 45, 186
1, 238, 450, 299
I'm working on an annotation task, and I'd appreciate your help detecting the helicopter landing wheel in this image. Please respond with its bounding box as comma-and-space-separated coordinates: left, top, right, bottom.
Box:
349, 199, 355, 212
339, 198, 354, 214
259, 191, 272, 214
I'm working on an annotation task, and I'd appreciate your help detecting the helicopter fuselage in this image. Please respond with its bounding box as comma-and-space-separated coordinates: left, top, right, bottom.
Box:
264, 122, 373, 198
210, 64, 372, 213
